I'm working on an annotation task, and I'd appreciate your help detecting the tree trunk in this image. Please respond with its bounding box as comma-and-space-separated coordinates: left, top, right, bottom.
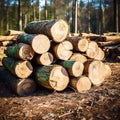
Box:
84, 60, 106, 86
5, 43, 35, 60
66, 36, 89, 52
86, 41, 99, 58
53, 40, 73, 60
69, 53, 87, 63
34, 65, 69, 91
0, 67, 36, 96
34, 52, 54, 66
24, 19, 69, 43
59, 60, 84, 77
17, 34, 50, 54
70, 76, 91, 93
2, 57, 33, 78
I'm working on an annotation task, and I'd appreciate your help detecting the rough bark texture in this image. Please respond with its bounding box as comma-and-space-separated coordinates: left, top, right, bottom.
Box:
0, 67, 36, 96
5, 43, 35, 60
34, 65, 69, 91
2, 57, 33, 78
98, 40, 120, 47
17, 34, 50, 54
25, 19, 69, 43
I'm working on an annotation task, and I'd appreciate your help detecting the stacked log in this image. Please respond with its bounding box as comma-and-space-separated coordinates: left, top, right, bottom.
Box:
81, 32, 120, 61
0, 30, 24, 66
0, 67, 36, 96
1, 19, 112, 95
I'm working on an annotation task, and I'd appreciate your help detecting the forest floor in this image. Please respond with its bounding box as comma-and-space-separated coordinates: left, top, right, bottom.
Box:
0, 61, 120, 120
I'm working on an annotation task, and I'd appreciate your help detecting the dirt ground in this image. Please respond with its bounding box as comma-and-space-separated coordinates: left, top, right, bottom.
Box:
0, 62, 120, 120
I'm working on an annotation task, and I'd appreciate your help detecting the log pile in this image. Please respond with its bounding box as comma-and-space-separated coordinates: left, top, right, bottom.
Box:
0, 19, 112, 96
0, 30, 24, 66
81, 32, 120, 61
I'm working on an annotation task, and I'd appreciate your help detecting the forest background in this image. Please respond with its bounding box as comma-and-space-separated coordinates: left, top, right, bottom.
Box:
0, 0, 119, 35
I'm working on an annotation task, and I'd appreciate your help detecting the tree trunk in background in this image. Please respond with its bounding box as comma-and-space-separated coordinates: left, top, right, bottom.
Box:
45, 0, 47, 20
18, 0, 22, 31
114, 0, 119, 33
75, 0, 78, 33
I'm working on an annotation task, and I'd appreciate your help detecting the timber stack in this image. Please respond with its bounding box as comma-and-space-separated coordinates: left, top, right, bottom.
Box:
0, 19, 112, 96
81, 32, 120, 61
0, 30, 24, 66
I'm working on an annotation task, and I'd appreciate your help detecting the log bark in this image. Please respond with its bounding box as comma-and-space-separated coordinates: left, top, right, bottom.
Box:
34, 52, 54, 66
84, 60, 106, 86
66, 36, 89, 52
0, 67, 36, 96
0, 35, 17, 41
7, 29, 24, 36
59, 60, 84, 77
69, 53, 87, 63
86, 41, 99, 58
25, 19, 69, 43
103, 36, 120, 41
98, 40, 120, 47
2, 57, 33, 78
94, 47, 105, 61
70, 76, 91, 93
53, 40, 73, 60
81, 33, 105, 42
34, 65, 69, 91
5, 43, 35, 60
17, 34, 50, 54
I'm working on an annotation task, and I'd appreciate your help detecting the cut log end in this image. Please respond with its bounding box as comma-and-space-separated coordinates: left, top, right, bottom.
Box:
86, 41, 99, 58
51, 19, 69, 42
70, 76, 91, 93
69, 61, 84, 77
54, 41, 73, 60
17, 78, 36, 96
94, 47, 105, 61
77, 38, 89, 52
86, 60, 106, 86
32, 34, 50, 54
15, 61, 33, 78
70, 53, 87, 63
19, 44, 35, 60
77, 76, 91, 93
36, 52, 54, 66
49, 65, 69, 91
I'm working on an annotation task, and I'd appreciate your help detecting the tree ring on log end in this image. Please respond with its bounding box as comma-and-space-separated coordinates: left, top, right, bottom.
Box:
49, 65, 69, 91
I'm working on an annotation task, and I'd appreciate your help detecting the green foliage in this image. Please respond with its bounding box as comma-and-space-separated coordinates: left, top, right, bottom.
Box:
0, 0, 119, 35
